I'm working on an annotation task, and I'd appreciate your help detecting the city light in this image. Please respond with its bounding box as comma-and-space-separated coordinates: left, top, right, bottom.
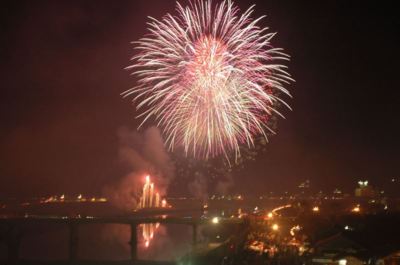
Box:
238, 208, 244, 218
344, 225, 354, 231
358, 180, 368, 187
271, 204, 292, 214
352, 205, 361, 213
212, 217, 220, 224
272, 224, 279, 231
290, 225, 301, 236
312, 206, 320, 212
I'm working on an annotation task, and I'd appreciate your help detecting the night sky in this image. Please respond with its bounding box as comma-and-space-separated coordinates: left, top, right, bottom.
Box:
1, 0, 399, 198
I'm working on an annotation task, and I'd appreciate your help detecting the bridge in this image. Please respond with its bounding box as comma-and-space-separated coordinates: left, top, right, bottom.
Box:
0, 216, 246, 265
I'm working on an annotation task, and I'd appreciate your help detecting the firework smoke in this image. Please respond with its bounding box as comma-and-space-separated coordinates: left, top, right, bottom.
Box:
124, 0, 293, 160
188, 172, 209, 201
103, 126, 174, 211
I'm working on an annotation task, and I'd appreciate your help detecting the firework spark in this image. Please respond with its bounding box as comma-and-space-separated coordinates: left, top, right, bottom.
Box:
123, 0, 293, 160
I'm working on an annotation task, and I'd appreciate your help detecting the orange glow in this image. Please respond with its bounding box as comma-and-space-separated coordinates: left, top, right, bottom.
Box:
290, 225, 301, 236
138, 175, 170, 248
271, 204, 292, 214
238, 208, 243, 218
139, 175, 167, 209
352, 205, 361, 213
141, 223, 159, 248
312, 206, 320, 212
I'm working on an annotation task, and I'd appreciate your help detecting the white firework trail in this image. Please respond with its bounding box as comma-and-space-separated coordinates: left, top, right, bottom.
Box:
123, 0, 293, 160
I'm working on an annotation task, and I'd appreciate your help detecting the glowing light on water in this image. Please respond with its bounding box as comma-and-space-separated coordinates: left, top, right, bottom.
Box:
141, 223, 157, 248
138, 175, 170, 248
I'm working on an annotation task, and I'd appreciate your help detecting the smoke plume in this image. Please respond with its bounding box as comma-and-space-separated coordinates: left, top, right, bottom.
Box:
215, 173, 234, 195
103, 126, 174, 211
188, 172, 208, 201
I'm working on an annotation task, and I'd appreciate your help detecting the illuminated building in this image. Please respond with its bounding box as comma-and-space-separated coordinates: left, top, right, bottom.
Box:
354, 180, 375, 198
298, 180, 311, 197
298, 180, 310, 189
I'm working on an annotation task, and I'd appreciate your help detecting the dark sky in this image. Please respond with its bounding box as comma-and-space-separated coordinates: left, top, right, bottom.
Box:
1, 0, 399, 198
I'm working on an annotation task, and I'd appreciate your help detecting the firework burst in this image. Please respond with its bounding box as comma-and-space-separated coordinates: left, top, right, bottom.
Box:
123, 0, 293, 160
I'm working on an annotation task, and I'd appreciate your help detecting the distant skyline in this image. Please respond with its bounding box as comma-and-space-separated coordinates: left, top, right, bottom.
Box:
1, 0, 399, 197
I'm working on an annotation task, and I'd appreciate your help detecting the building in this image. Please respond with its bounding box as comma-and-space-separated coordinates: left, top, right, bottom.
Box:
354, 180, 375, 198
312, 230, 400, 265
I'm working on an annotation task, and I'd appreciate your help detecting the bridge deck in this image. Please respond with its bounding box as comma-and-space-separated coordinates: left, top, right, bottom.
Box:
0, 216, 246, 265
0, 216, 244, 225
0, 260, 176, 265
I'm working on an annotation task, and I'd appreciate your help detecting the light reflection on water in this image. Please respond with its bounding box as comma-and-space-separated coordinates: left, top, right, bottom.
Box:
138, 223, 192, 261
8, 223, 193, 262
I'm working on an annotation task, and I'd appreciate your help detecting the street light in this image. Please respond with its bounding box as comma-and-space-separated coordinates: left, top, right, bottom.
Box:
212, 217, 219, 224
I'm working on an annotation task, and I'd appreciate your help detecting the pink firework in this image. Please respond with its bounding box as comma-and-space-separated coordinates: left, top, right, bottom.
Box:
123, 0, 293, 159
